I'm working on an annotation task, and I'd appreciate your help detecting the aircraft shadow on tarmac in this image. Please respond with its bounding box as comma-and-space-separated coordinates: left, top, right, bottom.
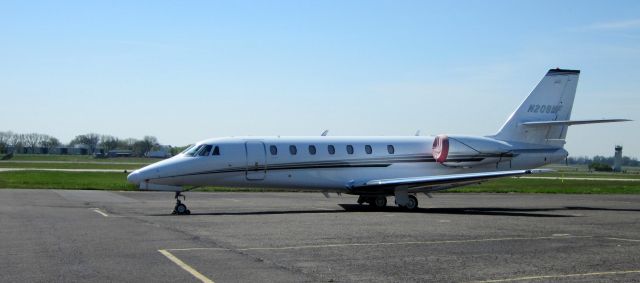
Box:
143, 204, 630, 217
563, 206, 640, 213
337, 204, 575, 218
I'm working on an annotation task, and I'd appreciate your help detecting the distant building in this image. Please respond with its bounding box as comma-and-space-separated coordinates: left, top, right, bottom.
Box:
146, 145, 172, 158
108, 149, 133, 158
613, 145, 623, 172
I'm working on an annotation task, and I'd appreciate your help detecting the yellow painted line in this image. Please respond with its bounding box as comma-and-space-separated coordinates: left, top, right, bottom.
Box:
166, 235, 591, 252
91, 208, 109, 217
158, 249, 214, 283
474, 269, 640, 282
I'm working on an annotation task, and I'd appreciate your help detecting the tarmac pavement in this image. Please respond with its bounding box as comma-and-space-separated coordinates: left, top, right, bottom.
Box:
2, 189, 640, 282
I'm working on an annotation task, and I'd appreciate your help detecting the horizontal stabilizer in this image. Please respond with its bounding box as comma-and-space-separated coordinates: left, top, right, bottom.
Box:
521, 119, 631, 127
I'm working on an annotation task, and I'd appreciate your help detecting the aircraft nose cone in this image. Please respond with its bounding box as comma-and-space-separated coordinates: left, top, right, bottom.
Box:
127, 170, 142, 184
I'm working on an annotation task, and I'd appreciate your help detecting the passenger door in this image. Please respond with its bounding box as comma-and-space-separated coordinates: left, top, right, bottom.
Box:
245, 141, 266, 180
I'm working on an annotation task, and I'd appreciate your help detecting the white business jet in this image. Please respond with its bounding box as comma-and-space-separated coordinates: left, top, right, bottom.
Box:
127, 69, 629, 214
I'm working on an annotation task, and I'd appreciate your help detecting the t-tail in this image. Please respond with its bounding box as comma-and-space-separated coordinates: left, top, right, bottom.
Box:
491, 68, 630, 146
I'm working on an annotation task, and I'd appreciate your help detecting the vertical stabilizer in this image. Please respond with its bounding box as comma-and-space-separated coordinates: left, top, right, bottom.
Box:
492, 69, 580, 146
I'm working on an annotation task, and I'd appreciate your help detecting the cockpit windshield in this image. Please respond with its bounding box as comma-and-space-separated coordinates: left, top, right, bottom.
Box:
184, 144, 203, 157
180, 144, 195, 155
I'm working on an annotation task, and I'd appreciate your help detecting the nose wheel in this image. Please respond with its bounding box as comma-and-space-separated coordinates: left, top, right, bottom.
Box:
172, 191, 190, 215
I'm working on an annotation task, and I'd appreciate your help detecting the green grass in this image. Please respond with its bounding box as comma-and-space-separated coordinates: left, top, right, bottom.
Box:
539, 172, 640, 179
0, 162, 142, 170
450, 177, 640, 194
0, 171, 136, 190
544, 164, 640, 174
8, 154, 159, 164
1, 170, 639, 193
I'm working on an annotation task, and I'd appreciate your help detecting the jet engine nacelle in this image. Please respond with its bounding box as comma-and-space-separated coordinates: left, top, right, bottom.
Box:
432, 135, 513, 167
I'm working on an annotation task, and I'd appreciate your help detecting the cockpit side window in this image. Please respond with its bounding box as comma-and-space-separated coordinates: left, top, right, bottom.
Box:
185, 145, 203, 157
198, 145, 213, 156
212, 146, 220, 156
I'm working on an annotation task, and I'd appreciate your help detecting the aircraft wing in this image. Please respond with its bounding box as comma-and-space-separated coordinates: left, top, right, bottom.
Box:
350, 169, 551, 193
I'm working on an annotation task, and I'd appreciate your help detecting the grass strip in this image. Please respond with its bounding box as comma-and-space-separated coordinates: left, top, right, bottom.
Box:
1, 171, 639, 193
9, 154, 158, 164
0, 162, 142, 170
0, 171, 137, 190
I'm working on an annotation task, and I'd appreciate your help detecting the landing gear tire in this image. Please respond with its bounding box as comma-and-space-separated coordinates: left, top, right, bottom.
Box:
357, 196, 366, 205
371, 196, 387, 209
172, 191, 190, 215
174, 203, 188, 215
404, 195, 419, 211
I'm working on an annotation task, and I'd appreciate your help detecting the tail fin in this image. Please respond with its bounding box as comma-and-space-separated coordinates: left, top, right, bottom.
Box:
492, 69, 580, 146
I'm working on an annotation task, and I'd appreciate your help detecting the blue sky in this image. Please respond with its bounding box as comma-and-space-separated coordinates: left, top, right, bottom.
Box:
1, 1, 638, 157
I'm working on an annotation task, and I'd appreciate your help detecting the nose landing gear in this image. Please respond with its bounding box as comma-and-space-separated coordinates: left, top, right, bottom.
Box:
172, 191, 190, 215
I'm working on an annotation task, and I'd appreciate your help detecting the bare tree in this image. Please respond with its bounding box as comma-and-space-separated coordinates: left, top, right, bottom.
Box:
99, 135, 120, 152
10, 133, 26, 153
131, 136, 159, 157
70, 133, 101, 153
23, 133, 47, 154
132, 140, 147, 157
39, 136, 60, 153
143, 136, 159, 151
0, 131, 12, 153
122, 138, 138, 150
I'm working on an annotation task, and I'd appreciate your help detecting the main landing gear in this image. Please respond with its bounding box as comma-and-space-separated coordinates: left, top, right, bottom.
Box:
357, 196, 387, 209
172, 191, 191, 215
398, 195, 419, 211
357, 194, 419, 211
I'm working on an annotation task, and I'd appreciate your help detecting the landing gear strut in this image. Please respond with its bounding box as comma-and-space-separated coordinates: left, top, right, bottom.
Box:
394, 187, 419, 211
172, 191, 190, 215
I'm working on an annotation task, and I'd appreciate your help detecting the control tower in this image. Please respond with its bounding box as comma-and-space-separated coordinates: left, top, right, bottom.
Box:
613, 145, 623, 172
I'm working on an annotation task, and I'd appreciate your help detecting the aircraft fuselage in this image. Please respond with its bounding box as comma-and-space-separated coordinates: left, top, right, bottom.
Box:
128, 135, 567, 193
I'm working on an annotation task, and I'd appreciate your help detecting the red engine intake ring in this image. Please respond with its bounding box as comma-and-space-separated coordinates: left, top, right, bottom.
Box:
432, 135, 449, 163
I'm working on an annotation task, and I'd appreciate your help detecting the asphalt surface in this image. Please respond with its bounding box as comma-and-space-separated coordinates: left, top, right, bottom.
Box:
2, 189, 640, 282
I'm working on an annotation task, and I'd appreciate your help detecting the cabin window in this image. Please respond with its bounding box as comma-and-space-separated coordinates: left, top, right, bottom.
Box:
308, 145, 316, 155
365, 145, 372, 154
387, 145, 395, 154
289, 145, 297, 155
328, 145, 335, 155
185, 144, 203, 157
212, 146, 220, 156
270, 145, 278, 155
198, 145, 213, 156
346, 145, 354, 155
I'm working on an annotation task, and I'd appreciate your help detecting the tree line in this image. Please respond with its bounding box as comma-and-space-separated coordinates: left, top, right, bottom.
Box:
567, 155, 640, 167
0, 131, 170, 157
